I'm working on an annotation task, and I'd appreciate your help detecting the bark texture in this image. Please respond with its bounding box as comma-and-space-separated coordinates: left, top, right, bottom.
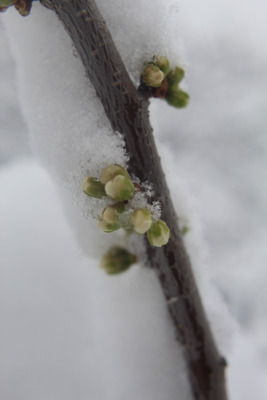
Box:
40, 1, 228, 399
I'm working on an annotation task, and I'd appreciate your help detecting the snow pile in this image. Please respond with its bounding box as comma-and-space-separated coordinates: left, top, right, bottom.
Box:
2, 6, 129, 223
2, 3, 176, 238
0, 21, 29, 163
97, 0, 186, 82
0, 159, 192, 400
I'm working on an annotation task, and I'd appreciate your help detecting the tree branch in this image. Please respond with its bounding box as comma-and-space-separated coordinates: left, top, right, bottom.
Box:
40, 1, 228, 398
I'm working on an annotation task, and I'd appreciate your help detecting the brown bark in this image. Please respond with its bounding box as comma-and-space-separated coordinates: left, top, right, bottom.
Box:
40, 1, 228, 399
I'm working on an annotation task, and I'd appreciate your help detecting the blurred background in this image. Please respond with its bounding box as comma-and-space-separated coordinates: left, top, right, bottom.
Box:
1, 1, 267, 399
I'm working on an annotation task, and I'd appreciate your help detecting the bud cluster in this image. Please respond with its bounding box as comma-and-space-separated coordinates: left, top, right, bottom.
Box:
82, 164, 134, 202
140, 55, 190, 109
0, 0, 32, 16
82, 164, 171, 247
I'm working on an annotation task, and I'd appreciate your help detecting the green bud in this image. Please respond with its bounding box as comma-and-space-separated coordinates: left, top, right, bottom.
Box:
16, 6, 30, 17
105, 174, 135, 201
100, 164, 129, 184
131, 208, 153, 234
152, 55, 170, 76
166, 89, 190, 108
166, 66, 185, 88
14, 0, 32, 17
98, 219, 120, 233
147, 219, 171, 247
102, 203, 126, 225
82, 177, 106, 199
100, 246, 136, 275
142, 64, 165, 88
0, 0, 15, 6
181, 225, 190, 236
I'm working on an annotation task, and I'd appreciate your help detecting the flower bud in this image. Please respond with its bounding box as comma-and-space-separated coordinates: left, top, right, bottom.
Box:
166, 66, 185, 88
166, 89, 190, 108
14, 0, 32, 16
105, 174, 135, 201
98, 219, 120, 233
181, 225, 190, 236
82, 177, 106, 199
102, 206, 119, 225
100, 246, 136, 275
152, 55, 170, 76
100, 164, 129, 184
15, 6, 31, 16
147, 219, 170, 247
142, 64, 165, 88
102, 203, 126, 225
0, 0, 15, 6
131, 208, 153, 234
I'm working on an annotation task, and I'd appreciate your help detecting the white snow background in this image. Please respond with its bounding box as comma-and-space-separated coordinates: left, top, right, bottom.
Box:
1, 1, 267, 399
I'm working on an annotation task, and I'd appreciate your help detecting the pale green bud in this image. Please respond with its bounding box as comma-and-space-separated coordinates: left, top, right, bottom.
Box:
0, 0, 15, 7
105, 174, 135, 201
142, 64, 165, 88
131, 208, 153, 234
100, 164, 129, 184
147, 219, 171, 247
102, 206, 119, 225
166, 66, 185, 88
100, 246, 136, 275
102, 203, 126, 224
98, 219, 120, 233
152, 55, 170, 76
166, 89, 190, 108
82, 177, 106, 199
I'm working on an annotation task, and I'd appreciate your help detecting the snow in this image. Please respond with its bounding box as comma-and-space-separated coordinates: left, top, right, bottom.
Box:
2, 6, 129, 223
0, 159, 191, 400
0, 22, 29, 163
96, 0, 186, 83
1, 0, 267, 399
